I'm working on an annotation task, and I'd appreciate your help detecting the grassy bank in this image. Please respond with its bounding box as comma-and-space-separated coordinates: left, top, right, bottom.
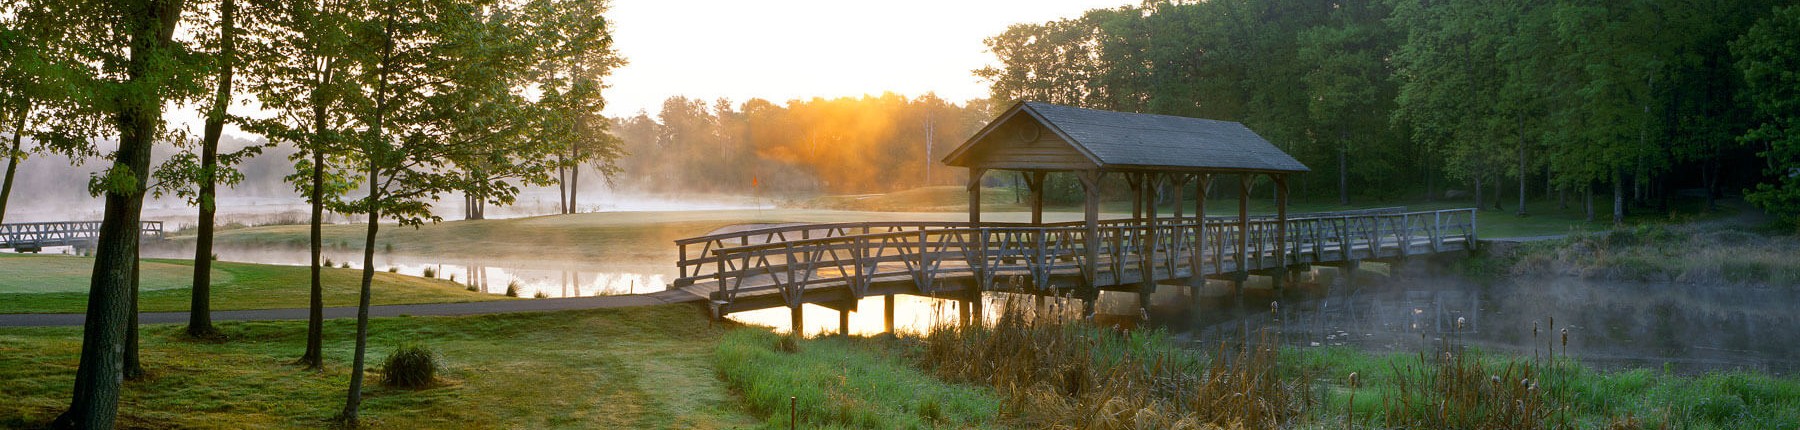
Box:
720, 301, 1800, 429
714, 329, 1004, 428
0, 253, 501, 314
1502, 224, 1800, 286
0, 304, 754, 428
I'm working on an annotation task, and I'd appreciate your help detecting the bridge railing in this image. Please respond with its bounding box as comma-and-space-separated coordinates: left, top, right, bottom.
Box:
0, 221, 165, 249
671, 207, 1414, 288
687, 208, 1476, 312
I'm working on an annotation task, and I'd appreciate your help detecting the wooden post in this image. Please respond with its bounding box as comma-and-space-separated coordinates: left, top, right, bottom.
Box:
1139, 173, 1158, 316
1275, 174, 1290, 283
1172, 174, 1186, 219
790, 304, 804, 338
968, 290, 983, 325
1027, 171, 1047, 225
1192, 175, 1211, 287
968, 168, 987, 224
1237, 175, 1251, 275
1078, 170, 1104, 318
883, 294, 896, 334
838, 301, 853, 336
1129, 173, 1144, 219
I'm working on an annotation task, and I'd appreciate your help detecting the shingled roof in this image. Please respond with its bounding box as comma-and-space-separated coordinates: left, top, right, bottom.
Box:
943, 101, 1310, 174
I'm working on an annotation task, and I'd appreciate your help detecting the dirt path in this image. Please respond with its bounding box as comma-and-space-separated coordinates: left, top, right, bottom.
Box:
0, 289, 706, 327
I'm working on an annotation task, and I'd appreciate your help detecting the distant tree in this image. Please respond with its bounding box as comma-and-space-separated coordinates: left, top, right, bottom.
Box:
1734, 4, 1800, 229
1299, 1, 1396, 206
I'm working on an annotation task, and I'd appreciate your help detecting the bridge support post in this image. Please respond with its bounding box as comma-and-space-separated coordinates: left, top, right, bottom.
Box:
883, 294, 895, 334
1026, 172, 1047, 225
1078, 170, 1104, 318
968, 290, 983, 326
1139, 173, 1159, 320
1343, 260, 1360, 289
790, 305, 804, 338
838, 300, 856, 337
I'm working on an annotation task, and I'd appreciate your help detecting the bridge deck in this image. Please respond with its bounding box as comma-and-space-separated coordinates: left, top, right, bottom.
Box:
0, 221, 164, 251
674, 209, 1476, 316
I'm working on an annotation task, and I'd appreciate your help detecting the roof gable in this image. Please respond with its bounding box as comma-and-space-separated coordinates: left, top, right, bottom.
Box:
943, 102, 1310, 174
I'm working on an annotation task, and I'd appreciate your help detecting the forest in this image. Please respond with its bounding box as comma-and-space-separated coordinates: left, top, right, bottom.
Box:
613, 0, 1800, 227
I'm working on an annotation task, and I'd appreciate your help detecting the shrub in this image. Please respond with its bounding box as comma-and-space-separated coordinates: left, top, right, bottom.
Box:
533, 291, 548, 299
381, 343, 438, 389
422, 266, 437, 278
505, 280, 520, 297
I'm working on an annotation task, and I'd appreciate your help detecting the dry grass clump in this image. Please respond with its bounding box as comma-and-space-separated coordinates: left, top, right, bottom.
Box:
918, 287, 1307, 429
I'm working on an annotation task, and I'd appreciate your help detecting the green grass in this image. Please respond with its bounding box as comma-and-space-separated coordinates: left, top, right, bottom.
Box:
714, 329, 1004, 429
1290, 346, 1800, 429
0, 304, 756, 429
0, 253, 503, 313
1502, 224, 1800, 285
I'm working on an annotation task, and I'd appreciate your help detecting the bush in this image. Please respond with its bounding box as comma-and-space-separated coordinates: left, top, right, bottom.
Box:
532, 291, 548, 299
505, 280, 520, 297
422, 266, 437, 278
381, 343, 438, 389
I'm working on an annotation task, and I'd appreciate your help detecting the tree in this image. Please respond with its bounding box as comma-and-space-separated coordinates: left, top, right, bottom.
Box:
241, 0, 360, 369
47, 0, 202, 426
334, 0, 576, 423
1734, 4, 1800, 229
1300, 1, 1396, 206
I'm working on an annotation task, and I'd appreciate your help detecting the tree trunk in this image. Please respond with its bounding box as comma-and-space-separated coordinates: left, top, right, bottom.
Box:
0, 104, 29, 225
556, 162, 567, 214
1620, 172, 1634, 226
297, 52, 334, 369
53, 1, 180, 426
342, 170, 380, 424
1516, 116, 1527, 216
188, 0, 236, 338
1338, 140, 1349, 206
569, 146, 580, 214
1473, 175, 1483, 210
124, 250, 143, 380
1584, 184, 1594, 222
1493, 174, 1504, 211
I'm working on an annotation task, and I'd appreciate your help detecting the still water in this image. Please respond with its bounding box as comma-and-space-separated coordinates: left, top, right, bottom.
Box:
138, 235, 1800, 374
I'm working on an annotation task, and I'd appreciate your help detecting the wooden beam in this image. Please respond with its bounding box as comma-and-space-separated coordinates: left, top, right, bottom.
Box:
968, 168, 987, 224
1139, 173, 1158, 315
1027, 171, 1047, 225
790, 304, 804, 338
1129, 173, 1144, 219
1238, 174, 1251, 275
883, 294, 895, 334
1191, 174, 1212, 287
1274, 174, 1290, 280
1078, 169, 1103, 317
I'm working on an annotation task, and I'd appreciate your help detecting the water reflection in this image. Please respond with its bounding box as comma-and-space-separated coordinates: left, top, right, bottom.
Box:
138, 243, 668, 299
1164, 268, 1800, 375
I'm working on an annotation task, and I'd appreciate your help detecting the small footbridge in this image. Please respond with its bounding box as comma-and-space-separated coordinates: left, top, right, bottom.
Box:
0, 221, 165, 252
675, 207, 1477, 328
673, 102, 1482, 333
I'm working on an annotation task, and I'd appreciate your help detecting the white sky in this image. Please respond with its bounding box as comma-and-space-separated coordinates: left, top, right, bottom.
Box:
598, 0, 1131, 117
185, 0, 1130, 139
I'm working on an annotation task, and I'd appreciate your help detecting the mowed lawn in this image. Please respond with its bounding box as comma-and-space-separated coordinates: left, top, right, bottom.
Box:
0, 253, 503, 314
0, 304, 757, 429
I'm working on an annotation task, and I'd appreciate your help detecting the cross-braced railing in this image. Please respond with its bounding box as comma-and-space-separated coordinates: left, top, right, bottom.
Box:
0, 221, 164, 250
678, 208, 1475, 315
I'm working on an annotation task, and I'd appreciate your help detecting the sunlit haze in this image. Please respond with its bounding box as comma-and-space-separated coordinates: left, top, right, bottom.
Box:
600, 0, 1132, 117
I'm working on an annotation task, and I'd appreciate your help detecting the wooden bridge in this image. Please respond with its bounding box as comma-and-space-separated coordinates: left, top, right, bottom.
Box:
0, 221, 165, 252
675, 208, 1477, 331
672, 102, 1487, 334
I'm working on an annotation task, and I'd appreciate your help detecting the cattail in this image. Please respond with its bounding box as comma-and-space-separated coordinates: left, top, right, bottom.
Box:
1533, 321, 1539, 338
1561, 328, 1569, 348
1456, 317, 1466, 331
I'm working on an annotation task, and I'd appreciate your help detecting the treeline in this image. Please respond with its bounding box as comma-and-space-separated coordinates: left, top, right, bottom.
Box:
2, 0, 622, 426
609, 94, 993, 194
979, 0, 1800, 225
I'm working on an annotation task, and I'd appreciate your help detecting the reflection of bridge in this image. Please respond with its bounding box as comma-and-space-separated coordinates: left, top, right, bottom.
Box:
676, 208, 1477, 331
0, 221, 165, 252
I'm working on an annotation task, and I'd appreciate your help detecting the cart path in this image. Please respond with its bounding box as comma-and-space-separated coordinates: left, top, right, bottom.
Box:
0, 288, 708, 327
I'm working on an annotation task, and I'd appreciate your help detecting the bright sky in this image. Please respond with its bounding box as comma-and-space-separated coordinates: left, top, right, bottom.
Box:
599, 0, 1131, 117
183, 0, 1128, 139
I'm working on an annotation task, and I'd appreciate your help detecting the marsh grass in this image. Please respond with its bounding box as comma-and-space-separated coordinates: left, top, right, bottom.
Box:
919, 286, 1308, 429
1509, 224, 1800, 285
